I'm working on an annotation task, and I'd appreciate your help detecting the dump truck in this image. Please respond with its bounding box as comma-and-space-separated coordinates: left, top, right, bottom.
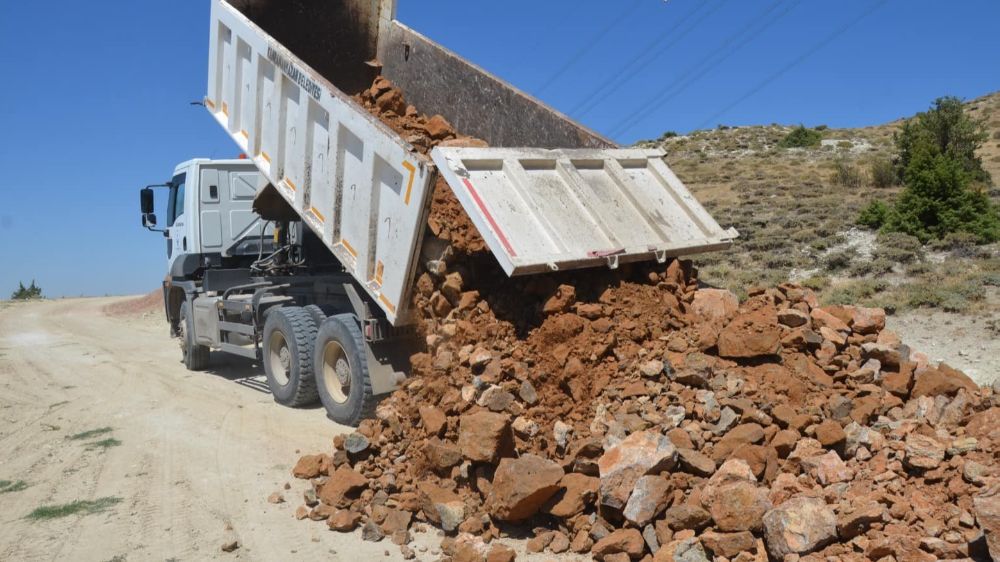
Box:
139, 0, 738, 426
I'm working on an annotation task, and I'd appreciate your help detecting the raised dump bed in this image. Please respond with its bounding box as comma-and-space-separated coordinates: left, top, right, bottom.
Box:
206, 0, 737, 325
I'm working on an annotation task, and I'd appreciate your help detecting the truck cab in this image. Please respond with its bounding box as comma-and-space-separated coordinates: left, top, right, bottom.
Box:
157, 158, 269, 279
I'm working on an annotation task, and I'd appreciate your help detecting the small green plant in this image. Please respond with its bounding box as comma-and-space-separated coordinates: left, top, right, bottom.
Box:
87, 438, 122, 450
858, 200, 890, 229
823, 279, 889, 305
869, 157, 897, 188
1, 480, 29, 493
823, 248, 856, 272
10, 280, 43, 300
801, 275, 831, 291
778, 125, 822, 149
848, 257, 894, 277
68, 427, 113, 441
26, 497, 122, 521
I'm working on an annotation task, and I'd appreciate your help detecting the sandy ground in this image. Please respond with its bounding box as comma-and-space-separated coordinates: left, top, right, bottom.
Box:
0, 297, 464, 562
889, 308, 1000, 387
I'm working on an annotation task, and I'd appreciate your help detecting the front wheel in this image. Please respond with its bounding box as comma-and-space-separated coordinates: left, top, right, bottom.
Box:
179, 301, 210, 371
314, 314, 375, 426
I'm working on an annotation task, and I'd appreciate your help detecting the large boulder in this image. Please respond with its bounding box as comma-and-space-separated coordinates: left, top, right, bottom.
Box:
417, 481, 466, 532
717, 309, 782, 358
458, 411, 514, 463
591, 528, 645, 560
691, 289, 739, 326
622, 475, 672, 527
910, 364, 978, 398
762, 496, 837, 559
597, 430, 677, 510
543, 473, 599, 518
318, 466, 368, 508
486, 454, 564, 521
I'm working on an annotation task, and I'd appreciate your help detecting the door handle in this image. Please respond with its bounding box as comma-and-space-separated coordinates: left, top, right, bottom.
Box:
183, 237, 187, 251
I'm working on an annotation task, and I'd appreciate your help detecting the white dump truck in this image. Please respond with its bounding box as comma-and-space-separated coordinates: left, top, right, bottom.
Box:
139, 0, 737, 425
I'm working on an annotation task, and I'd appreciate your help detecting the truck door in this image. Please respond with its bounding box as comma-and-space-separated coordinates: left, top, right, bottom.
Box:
166, 172, 189, 272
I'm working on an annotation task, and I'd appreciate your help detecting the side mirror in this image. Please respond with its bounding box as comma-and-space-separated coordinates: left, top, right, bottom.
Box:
142, 213, 157, 228
140, 187, 155, 214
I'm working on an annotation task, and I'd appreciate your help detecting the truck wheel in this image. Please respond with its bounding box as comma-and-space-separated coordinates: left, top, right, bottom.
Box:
179, 301, 210, 371
304, 304, 335, 329
314, 314, 375, 426
262, 307, 319, 407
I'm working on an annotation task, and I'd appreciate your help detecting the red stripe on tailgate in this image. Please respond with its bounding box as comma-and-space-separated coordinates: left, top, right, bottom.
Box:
461, 177, 517, 258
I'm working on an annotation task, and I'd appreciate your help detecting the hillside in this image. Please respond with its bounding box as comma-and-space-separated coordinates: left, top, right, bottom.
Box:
647, 92, 1000, 320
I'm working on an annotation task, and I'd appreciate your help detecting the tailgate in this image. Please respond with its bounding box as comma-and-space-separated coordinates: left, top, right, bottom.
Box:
430, 147, 738, 275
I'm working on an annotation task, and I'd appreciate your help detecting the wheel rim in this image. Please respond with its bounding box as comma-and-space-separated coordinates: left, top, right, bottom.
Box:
268, 331, 291, 386
178, 316, 189, 361
322, 341, 352, 404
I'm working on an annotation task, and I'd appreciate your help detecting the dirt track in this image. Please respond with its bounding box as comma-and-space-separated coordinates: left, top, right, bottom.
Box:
0, 297, 444, 561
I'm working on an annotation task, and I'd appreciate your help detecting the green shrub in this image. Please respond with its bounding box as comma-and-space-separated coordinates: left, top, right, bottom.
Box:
858, 200, 890, 229
823, 279, 888, 305
873, 231, 923, 263
869, 157, 897, 188
833, 160, 864, 187
993, 131, 1000, 140
801, 275, 831, 291
823, 248, 856, 272
849, 257, 894, 277
10, 280, 42, 300
928, 231, 980, 255
779, 125, 822, 149
815, 125, 829, 131
881, 97, 1000, 243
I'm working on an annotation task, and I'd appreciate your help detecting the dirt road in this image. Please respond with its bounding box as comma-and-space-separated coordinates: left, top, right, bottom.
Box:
0, 297, 444, 561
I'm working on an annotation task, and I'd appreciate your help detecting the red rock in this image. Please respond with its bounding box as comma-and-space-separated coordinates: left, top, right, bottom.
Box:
777, 308, 809, 328
882, 361, 914, 398
458, 411, 513, 463
762, 497, 837, 558
542, 284, 576, 315
699, 530, 755, 558
814, 419, 846, 448
486, 454, 564, 521
318, 466, 368, 507
851, 307, 886, 334
677, 448, 716, 477
328, 509, 362, 532
904, 433, 945, 470
813, 450, 854, 485
292, 454, 326, 479
425, 114, 454, 140
597, 430, 677, 510
771, 429, 799, 458
419, 406, 447, 436
423, 438, 463, 472
591, 528, 645, 560
662, 504, 712, 531
967, 407, 1000, 441
622, 475, 672, 526
485, 544, 517, 562
543, 473, 599, 518
974, 485, 1000, 561
417, 481, 466, 532
691, 289, 739, 325
836, 501, 884, 539
717, 310, 782, 358
706, 480, 772, 532
810, 308, 850, 332
712, 423, 765, 461
910, 364, 978, 398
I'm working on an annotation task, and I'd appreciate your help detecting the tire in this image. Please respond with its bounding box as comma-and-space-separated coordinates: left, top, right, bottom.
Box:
304, 304, 334, 329
179, 301, 210, 371
262, 307, 320, 407
314, 314, 375, 426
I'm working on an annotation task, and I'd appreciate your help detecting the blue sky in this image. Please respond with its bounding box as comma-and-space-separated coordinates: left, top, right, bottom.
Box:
1, 0, 998, 299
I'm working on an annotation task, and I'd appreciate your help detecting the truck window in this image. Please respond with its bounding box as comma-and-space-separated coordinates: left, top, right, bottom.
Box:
167, 173, 187, 226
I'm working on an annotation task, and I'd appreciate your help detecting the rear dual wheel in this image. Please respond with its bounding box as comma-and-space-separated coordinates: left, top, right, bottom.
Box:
314, 314, 376, 427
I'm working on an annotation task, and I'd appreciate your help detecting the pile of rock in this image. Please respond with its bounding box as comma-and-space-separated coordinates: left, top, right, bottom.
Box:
284, 76, 999, 561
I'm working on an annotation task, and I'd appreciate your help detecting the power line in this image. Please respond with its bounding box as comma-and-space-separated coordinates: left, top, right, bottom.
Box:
567, 0, 728, 119
534, 0, 645, 96
690, 0, 889, 132
608, 0, 801, 138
